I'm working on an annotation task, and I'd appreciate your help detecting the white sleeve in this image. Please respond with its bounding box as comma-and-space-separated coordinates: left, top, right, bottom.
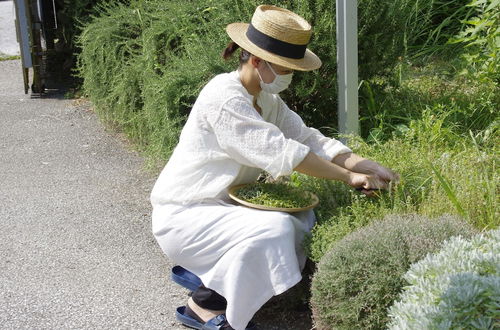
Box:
276, 98, 352, 161
208, 96, 310, 179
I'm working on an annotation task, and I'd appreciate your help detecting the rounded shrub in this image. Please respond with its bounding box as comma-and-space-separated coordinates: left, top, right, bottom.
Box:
388, 229, 500, 329
310, 214, 477, 330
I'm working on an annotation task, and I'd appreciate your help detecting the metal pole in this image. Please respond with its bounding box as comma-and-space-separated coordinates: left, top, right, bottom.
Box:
13, 0, 32, 93
336, 0, 359, 137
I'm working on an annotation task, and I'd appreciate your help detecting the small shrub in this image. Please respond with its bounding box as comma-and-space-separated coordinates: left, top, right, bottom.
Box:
310, 214, 477, 330
388, 229, 500, 329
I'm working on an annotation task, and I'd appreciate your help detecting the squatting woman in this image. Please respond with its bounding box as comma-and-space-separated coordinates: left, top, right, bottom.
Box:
151, 5, 398, 330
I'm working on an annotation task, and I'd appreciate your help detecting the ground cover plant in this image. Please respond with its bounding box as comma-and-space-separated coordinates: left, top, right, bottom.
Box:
307, 140, 496, 258
388, 229, 500, 329
0, 55, 21, 61
310, 214, 478, 329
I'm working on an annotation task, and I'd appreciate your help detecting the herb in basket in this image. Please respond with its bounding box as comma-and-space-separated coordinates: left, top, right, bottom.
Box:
235, 183, 314, 209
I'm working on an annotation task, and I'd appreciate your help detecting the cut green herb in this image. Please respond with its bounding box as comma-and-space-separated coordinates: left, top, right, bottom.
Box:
235, 183, 314, 209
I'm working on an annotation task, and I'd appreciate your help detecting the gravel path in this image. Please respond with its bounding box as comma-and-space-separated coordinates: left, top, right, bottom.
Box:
0, 59, 186, 329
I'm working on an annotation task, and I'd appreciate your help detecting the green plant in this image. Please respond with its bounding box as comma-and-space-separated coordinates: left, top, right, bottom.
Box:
450, 0, 500, 84
388, 229, 500, 329
77, 0, 469, 160
310, 214, 477, 330
428, 160, 467, 218
358, 60, 499, 143
303, 116, 498, 262
234, 183, 314, 208
406, 0, 474, 58
0, 54, 21, 61
54, 0, 130, 49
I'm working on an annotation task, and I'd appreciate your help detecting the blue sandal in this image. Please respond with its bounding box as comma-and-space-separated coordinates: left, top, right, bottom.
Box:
172, 266, 258, 329
176, 306, 258, 330
171, 266, 202, 292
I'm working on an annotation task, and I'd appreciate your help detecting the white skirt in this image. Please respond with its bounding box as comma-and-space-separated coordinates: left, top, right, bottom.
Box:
152, 200, 316, 330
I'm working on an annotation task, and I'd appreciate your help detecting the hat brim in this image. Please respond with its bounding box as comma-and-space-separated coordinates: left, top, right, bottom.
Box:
226, 23, 322, 71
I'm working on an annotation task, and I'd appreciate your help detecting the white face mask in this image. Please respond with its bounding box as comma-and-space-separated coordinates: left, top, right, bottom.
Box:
257, 61, 293, 94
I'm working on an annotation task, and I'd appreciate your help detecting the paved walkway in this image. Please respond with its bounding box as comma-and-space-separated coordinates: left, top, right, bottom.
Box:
0, 59, 187, 329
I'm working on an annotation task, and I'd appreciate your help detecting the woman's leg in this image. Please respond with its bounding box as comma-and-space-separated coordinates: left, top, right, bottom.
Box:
192, 284, 227, 310
185, 285, 227, 324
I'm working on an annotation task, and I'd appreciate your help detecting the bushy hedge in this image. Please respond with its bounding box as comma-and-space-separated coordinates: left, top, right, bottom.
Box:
310, 214, 477, 330
77, 0, 472, 159
46, 0, 129, 59
54, 0, 111, 49
388, 229, 500, 329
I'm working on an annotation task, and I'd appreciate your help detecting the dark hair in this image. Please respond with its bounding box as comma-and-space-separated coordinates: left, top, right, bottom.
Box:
222, 42, 251, 66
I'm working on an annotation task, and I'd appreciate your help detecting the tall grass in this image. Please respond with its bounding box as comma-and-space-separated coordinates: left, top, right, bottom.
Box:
405, 0, 474, 58
301, 108, 499, 261
299, 61, 499, 261
358, 60, 499, 141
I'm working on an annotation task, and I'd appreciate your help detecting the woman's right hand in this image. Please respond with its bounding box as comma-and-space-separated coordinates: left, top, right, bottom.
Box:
347, 172, 387, 197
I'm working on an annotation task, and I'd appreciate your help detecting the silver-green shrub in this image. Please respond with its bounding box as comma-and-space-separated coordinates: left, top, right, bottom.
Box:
388, 229, 500, 329
310, 214, 477, 330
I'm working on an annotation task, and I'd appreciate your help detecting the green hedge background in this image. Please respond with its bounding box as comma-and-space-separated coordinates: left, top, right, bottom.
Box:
76, 0, 480, 159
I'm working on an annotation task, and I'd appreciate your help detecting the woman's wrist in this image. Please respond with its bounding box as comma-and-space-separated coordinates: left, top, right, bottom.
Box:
333, 153, 377, 175
340, 168, 354, 185
364, 160, 382, 175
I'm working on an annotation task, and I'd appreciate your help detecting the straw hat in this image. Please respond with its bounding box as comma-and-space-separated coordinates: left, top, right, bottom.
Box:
226, 5, 322, 71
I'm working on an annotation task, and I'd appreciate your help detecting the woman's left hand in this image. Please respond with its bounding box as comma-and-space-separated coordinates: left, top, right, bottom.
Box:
371, 164, 399, 186
331, 152, 399, 191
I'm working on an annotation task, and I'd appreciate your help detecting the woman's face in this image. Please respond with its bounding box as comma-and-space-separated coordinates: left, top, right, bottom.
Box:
257, 60, 294, 84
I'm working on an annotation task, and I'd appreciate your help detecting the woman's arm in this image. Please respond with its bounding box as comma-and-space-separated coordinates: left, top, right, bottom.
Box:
295, 152, 387, 196
332, 152, 399, 183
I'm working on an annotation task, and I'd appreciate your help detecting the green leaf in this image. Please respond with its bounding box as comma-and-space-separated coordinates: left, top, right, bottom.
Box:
486, 0, 500, 12
428, 161, 466, 218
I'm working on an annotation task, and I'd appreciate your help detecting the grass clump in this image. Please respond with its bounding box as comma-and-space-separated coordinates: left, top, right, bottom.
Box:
358, 59, 499, 142
234, 183, 314, 209
0, 54, 21, 61
301, 65, 499, 262
388, 229, 500, 329
301, 133, 498, 262
310, 214, 477, 330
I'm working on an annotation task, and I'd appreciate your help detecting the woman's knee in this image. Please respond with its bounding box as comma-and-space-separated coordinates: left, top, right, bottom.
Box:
259, 212, 296, 239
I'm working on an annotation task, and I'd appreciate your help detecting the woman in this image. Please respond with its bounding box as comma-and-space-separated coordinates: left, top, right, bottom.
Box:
151, 5, 398, 330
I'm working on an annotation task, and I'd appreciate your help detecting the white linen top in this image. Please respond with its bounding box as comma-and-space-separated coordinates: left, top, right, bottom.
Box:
151, 70, 351, 206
